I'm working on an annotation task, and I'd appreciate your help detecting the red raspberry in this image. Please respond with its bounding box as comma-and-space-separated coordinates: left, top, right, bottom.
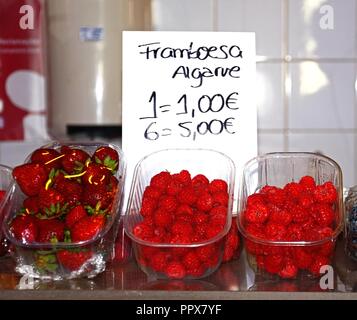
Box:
133, 223, 153, 240
166, 179, 182, 196
294, 247, 313, 269
312, 203, 335, 227
247, 193, 266, 207
170, 247, 190, 257
152, 226, 168, 242
176, 204, 194, 216
205, 224, 224, 239
193, 211, 209, 224
150, 171, 171, 191
317, 226, 333, 239
209, 179, 228, 194
308, 255, 330, 276
158, 195, 178, 212
278, 258, 298, 279
209, 205, 227, 217
177, 187, 197, 205
140, 197, 157, 217
196, 244, 217, 262
268, 205, 292, 226
140, 245, 159, 258
171, 221, 193, 237
298, 192, 314, 208
165, 261, 186, 279
265, 222, 286, 241
304, 228, 321, 241
209, 213, 227, 228
244, 203, 269, 225
264, 254, 284, 274
169, 234, 192, 244
318, 241, 335, 257
245, 223, 265, 239
289, 204, 309, 224
176, 214, 194, 224
151, 251, 170, 272
175, 170, 191, 186
223, 244, 236, 262
212, 192, 229, 207
143, 186, 162, 200
153, 208, 174, 227
196, 193, 213, 212
182, 251, 201, 270
285, 224, 304, 241
283, 182, 303, 199
205, 253, 220, 268
313, 181, 337, 204
261, 186, 286, 207
192, 174, 209, 189
299, 176, 316, 191
186, 265, 205, 277
194, 223, 209, 240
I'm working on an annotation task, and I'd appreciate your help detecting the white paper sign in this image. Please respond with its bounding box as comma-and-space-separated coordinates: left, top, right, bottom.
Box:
122, 31, 257, 209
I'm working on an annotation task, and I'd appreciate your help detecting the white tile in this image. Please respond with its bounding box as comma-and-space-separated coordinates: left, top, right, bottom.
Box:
256, 63, 284, 129
258, 132, 285, 155
0, 141, 49, 167
217, 0, 284, 58
152, 0, 213, 31
289, 0, 356, 58
289, 62, 355, 129
288, 133, 355, 187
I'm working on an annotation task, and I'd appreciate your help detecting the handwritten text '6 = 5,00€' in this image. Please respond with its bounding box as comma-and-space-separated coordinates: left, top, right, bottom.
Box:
139, 91, 239, 141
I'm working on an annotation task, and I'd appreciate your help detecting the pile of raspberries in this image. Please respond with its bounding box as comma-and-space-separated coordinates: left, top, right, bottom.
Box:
132, 170, 240, 279
242, 175, 338, 279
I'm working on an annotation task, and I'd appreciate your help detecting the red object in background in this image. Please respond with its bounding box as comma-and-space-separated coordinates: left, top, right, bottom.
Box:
0, 0, 45, 140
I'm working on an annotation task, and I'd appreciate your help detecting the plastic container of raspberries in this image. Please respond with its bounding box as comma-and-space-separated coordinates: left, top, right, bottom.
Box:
2, 141, 127, 280
124, 148, 236, 280
0, 165, 14, 257
237, 152, 344, 280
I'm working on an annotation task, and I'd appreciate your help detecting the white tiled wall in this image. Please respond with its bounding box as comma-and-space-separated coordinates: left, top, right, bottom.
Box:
1, 0, 357, 188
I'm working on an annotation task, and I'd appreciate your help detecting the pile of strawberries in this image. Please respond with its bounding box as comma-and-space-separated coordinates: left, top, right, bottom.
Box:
8, 145, 120, 271
132, 170, 240, 279
242, 175, 338, 279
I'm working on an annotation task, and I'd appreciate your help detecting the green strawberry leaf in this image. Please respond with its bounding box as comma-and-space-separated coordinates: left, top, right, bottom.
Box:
94, 156, 102, 164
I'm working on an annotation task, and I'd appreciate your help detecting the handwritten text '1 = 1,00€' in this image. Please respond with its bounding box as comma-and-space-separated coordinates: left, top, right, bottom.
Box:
139, 91, 239, 142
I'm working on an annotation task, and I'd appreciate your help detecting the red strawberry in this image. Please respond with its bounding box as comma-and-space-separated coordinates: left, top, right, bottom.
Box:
53, 173, 83, 207
57, 249, 93, 271
82, 163, 111, 187
150, 171, 171, 191
82, 184, 112, 210
13, 163, 47, 196
37, 219, 65, 243
10, 215, 38, 243
209, 179, 228, 194
23, 196, 39, 214
165, 261, 186, 279
38, 188, 66, 217
61, 147, 90, 174
92, 146, 119, 173
30, 148, 62, 172
65, 205, 87, 228
71, 215, 106, 242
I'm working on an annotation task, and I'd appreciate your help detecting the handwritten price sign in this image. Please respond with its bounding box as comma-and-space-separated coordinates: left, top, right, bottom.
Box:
122, 31, 257, 207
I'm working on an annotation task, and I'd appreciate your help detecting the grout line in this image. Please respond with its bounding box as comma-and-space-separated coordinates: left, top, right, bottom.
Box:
212, 0, 218, 32
259, 128, 357, 134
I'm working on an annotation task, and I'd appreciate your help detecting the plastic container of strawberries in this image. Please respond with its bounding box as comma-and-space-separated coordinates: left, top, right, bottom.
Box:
1, 141, 127, 280
124, 148, 235, 280
0, 165, 14, 257
237, 152, 344, 280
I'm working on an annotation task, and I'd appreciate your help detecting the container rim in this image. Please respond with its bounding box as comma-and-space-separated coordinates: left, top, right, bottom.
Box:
237, 151, 344, 246
124, 147, 235, 248
2, 140, 127, 249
